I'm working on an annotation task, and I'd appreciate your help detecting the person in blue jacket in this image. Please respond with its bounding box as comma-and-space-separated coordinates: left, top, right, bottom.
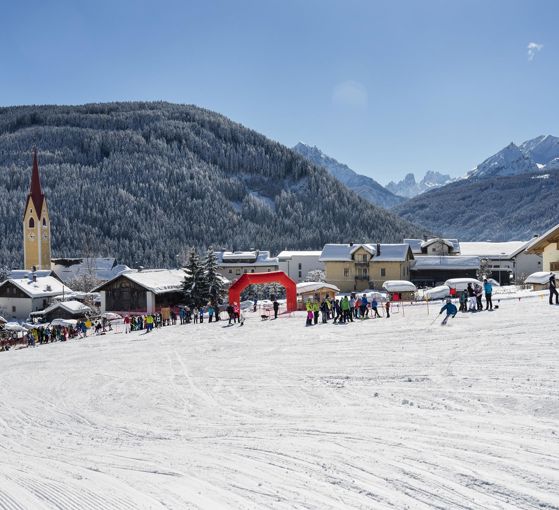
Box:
439, 298, 457, 325
483, 278, 493, 310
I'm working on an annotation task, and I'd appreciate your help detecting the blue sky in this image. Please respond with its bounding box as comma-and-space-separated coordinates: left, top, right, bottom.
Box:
1, 0, 557, 183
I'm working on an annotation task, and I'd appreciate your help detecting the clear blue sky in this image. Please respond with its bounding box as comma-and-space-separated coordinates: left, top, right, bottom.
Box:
1, 0, 557, 183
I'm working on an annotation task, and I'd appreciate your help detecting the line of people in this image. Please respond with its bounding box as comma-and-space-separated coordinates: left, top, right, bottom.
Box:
305, 294, 391, 326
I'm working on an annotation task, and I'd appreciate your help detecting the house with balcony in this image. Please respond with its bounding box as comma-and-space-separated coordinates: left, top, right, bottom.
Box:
319, 243, 414, 292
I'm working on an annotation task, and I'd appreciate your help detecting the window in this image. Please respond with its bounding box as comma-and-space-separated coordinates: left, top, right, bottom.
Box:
28, 218, 35, 228
344, 268, 350, 277
298, 263, 302, 270
267, 268, 271, 272
298, 270, 302, 278
236, 269, 241, 275
380, 268, 386, 277
12, 306, 16, 313
42, 218, 47, 226
251, 269, 255, 273
361, 254, 367, 262
243, 269, 248, 273
229, 269, 232, 273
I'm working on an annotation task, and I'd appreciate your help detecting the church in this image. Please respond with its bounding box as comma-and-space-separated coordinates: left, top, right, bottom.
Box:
23, 149, 52, 271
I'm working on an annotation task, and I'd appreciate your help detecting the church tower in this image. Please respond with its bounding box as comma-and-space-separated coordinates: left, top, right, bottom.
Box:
23, 149, 51, 270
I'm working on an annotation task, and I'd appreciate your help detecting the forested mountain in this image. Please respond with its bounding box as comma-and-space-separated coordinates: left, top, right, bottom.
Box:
0, 102, 426, 269
393, 168, 559, 241
292, 142, 404, 208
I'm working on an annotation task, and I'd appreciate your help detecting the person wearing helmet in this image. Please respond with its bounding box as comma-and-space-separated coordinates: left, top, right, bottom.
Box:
439, 298, 457, 325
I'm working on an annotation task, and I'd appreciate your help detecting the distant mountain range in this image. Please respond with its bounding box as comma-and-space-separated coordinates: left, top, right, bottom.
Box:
0, 102, 426, 269
292, 143, 405, 208
394, 134, 559, 241
467, 135, 559, 179
386, 171, 456, 198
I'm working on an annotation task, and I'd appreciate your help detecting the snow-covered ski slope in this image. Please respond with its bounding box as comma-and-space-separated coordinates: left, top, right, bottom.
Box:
1, 296, 558, 509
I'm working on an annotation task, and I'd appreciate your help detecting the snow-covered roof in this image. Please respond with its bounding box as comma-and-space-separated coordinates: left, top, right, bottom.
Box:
0, 315, 6, 324
422, 285, 450, 300
276, 251, 322, 260
2, 276, 72, 298
444, 278, 482, 291
122, 270, 187, 294
524, 271, 558, 285
413, 256, 480, 271
382, 280, 417, 293
373, 244, 413, 262
9, 269, 55, 280
296, 282, 340, 294
51, 257, 131, 283
404, 238, 460, 254
319, 244, 375, 262
525, 225, 559, 254
215, 251, 278, 265
459, 241, 530, 259
43, 300, 93, 316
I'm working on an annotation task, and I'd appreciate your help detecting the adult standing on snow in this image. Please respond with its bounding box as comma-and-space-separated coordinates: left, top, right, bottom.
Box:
549, 273, 558, 305
467, 283, 476, 311
360, 294, 368, 318
371, 298, 381, 318
273, 298, 279, 319
385, 300, 391, 318
483, 278, 493, 310
474, 283, 483, 311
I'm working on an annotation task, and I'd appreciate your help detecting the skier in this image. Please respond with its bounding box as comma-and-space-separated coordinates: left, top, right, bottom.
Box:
483, 278, 493, 310
333, 299, 342, 323
549, 273, 558, 305
439, 298, 457, 325
459, 289, 468, 312
273, 298, 279, 319
312, 300, 320, 325
320, 298, 328, 323
305, 299, 313, 326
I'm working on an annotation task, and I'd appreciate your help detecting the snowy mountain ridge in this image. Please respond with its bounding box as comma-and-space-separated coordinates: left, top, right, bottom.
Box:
292, 143, 405, 209
386, 171, 456, 198
467, 135, 559, 180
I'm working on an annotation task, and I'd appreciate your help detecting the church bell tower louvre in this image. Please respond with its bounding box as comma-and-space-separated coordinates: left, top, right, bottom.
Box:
23, 149, 51, 270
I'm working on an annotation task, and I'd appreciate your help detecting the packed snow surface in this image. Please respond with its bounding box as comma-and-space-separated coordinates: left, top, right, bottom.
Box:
1, 294, 559, 509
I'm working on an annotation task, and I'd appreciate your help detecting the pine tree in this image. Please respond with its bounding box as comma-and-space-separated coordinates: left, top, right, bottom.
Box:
204, 248, 226, 314
182, 249, 208, 308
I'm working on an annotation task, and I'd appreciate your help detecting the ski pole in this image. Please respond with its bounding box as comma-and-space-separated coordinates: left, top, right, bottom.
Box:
430, 314, 440, 325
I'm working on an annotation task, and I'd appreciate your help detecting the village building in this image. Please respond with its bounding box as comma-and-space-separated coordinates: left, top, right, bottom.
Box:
93, 269, 187, 314
411, 256, 480, 287
525, 225, 559, 273
0, 274, 73, 321
23, 150, 52, 271
319, 243, 414, 293
296, 281, 340, 304
39, 300, 94, 323
214, 250, 278, 281
460, 241, 542, 284
404, 238, 461, 256
277, 251, 324, 283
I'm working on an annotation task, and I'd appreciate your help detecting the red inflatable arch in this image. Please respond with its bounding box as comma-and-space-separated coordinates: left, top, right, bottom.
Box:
228, 271, 297, 312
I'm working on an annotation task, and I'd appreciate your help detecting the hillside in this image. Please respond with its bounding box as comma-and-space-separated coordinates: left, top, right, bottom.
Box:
0, 102, 425, 269
292, 143, 404, 208
394, 169, 559, 240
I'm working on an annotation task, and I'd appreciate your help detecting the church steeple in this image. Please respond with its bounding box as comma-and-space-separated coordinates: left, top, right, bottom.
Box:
23, 149, 51, 270
29, 148, 45, 215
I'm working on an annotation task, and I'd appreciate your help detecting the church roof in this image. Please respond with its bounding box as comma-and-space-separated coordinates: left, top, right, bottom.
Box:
26, 149, 45, 216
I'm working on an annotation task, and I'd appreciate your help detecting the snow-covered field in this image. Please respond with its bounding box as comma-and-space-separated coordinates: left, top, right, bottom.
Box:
1, 295, 558, 509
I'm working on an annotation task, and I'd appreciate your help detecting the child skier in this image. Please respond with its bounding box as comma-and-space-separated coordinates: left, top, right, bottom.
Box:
439, 298, 457, 325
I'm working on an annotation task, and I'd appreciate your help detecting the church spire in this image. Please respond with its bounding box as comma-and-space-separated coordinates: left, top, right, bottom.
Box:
29, 148, 45, 215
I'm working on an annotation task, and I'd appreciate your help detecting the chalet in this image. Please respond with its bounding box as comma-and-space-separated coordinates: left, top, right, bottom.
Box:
0, 275, 73, 321
411, 256, 480, 287
41, 300, 94, 322
524, 226, 559, 273
93, 269, 187, 314
404, 238, 461, 256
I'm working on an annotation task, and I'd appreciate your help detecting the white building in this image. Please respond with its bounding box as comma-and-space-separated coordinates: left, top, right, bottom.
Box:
214, 251, 278, 281
459, 241, 542, 284
0, 275, 73, 321
277, 251, 324, 282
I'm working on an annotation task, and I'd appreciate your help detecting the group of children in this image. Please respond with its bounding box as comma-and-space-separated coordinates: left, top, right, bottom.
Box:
304, 294, 391, 326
